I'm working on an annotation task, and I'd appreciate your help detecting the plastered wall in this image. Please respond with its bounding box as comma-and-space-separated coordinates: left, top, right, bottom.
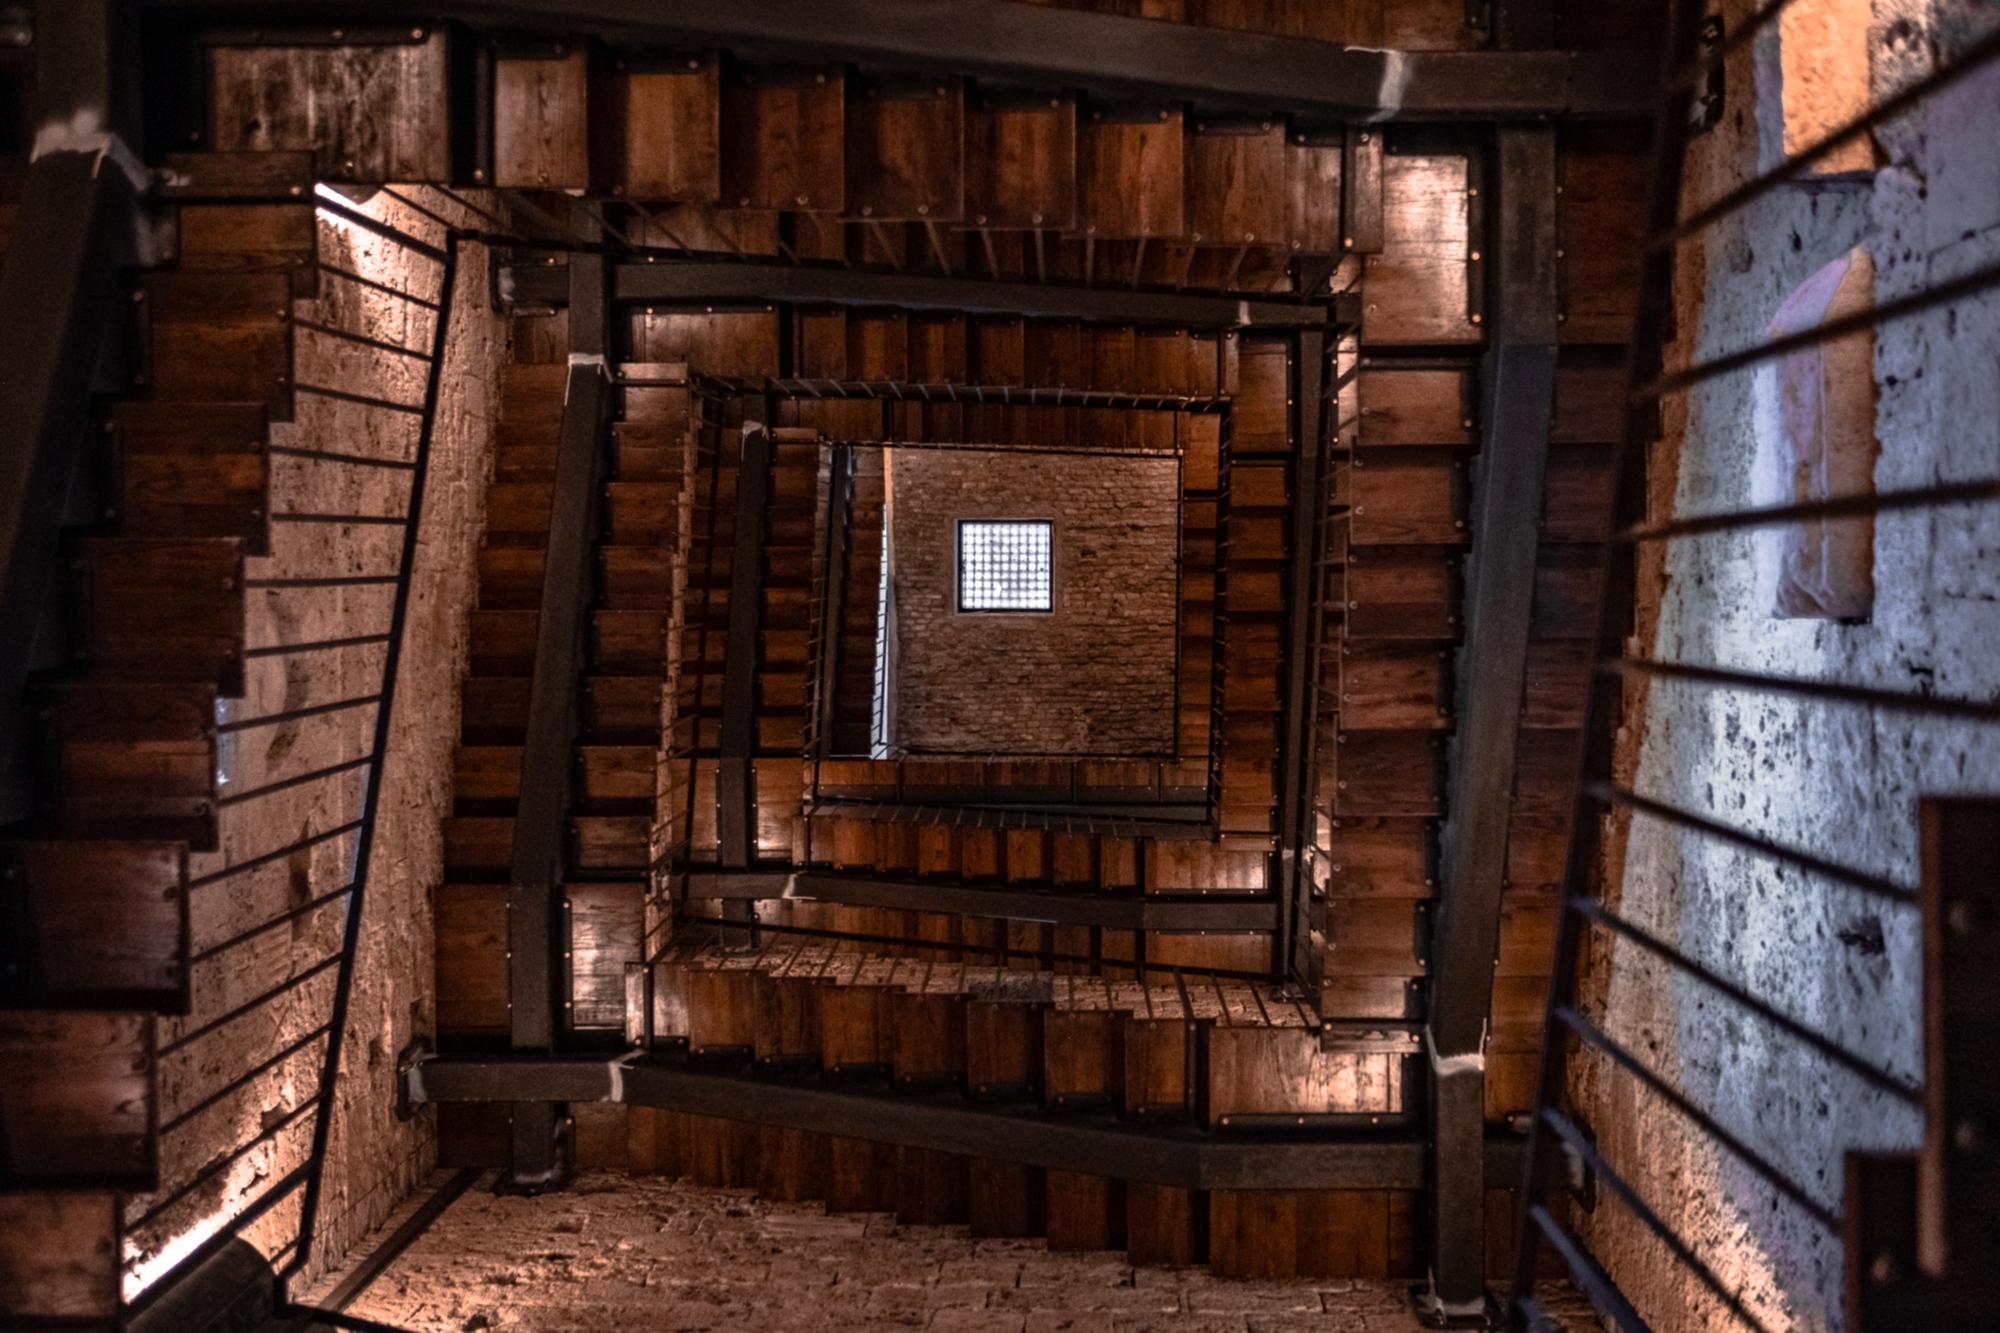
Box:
885, 448, 1180, 756
1577, 5, 2000, 1330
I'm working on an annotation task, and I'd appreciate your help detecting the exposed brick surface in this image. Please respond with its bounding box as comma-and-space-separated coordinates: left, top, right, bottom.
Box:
887, 449, 1179, 755
308, 1173, 1602, 1333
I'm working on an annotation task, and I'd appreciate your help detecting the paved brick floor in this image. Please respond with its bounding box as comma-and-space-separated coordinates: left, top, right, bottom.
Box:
305, 1172, 1601, 1333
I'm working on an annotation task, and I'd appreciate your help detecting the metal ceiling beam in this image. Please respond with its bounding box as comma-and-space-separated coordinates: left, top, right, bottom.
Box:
505, 258, 1356, 329
684, 870, 1280, 932
146, 0, 1654, 119
409, 1053, 1531, 1191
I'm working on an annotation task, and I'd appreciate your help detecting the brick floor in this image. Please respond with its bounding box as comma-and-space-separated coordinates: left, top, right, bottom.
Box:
302, 1172, 1602, 1333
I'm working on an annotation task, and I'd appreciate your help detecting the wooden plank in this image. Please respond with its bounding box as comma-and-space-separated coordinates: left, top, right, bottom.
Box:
2, 842, 187, 1010
970, 1158, 1048, 1238
83, 538, 244, 692
1348, 450, 1466, 546
1343, 547, 1458, 640
1326, 818, 1435, 898
109, 400, 269, 553
1127, 1182, 1206, 1266
0, 1012, 154, 1188
569, 881, 643, 1029
494, 47, 591, 190
846, 76, 965, 222
208, 35, 451, 182
1077, 103, 1186, 239
1358, 368, 1474, 446
1362, 155, 1476, 345
1287, 131, 1343, 256
721, 64, 846, 212
1338, 644, 1448, 730
966, 90, 1077, 230
1332, 730, 1442, 817
0, 1193, 119, 1321
1187, 117, 1287, 247
437, 883, 510, 1035
1046, 1170, 1126, 1250
613, 53, 721, 202
49, 684, 216, 849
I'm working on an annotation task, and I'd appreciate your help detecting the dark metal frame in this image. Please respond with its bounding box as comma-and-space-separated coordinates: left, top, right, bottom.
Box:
1505, 3, 2000, 1329
408, 1050, 1530, 1192
141, 0, 1655, 120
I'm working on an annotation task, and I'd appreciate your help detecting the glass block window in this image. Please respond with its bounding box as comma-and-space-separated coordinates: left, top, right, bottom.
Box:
957, 520, 1053, 613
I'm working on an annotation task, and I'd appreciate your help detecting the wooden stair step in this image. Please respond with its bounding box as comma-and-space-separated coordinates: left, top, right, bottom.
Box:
0, 842, 188, 1012
0, 1011, 156, 1189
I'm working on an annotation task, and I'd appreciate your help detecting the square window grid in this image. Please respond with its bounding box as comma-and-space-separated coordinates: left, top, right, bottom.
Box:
958, 520, 1052, 612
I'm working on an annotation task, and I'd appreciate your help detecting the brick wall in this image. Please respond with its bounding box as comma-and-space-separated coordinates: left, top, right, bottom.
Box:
886, 448, 1179, 755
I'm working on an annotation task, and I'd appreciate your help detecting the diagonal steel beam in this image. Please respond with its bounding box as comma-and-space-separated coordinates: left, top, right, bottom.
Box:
1424, 123, 1560, 1319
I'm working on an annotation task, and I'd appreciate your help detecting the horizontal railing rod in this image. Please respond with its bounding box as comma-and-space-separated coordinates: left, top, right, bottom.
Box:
1571, 897, 1924, 1102
243, 575, 399, 589
314, 192, 449, 263
185, 819, 363, 889
1590, 781, 1916, 901
214, 752, 373, 809
1542, 1108, 1772, 1333
290, 317, 436, 362
243, 633, 391, 660
269, 511, 410, 525
128, 1098, 320, 1229
291, 382, 430, 415
1640, 253, 2000, 399
158, 1022, 333, 1135
318, 263, 442, 310
1661, 26, 2000, 247
1620, 477, 2000, 542
1607, 655, 2000, 721
188, 882, 355, 965
268, 444, 418, 470
217, 694, 381, 734
1554, 1005, 1840, 1230
1525, 1205, 1655, 1333
157, 953, 344, 1057
125, 1163, 314, 1315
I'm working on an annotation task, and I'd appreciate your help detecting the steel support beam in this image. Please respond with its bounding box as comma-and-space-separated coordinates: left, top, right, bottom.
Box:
811, 446, 853, 761
504, 253, 609, 1190
409, 1053, 1528, 1191
150, 0, 1652, 118
716, 399, 771, 871
0, 1, 141, 827
684, 870, 1279, 933
506, 258, 1353, 329
1425, 125, 1560, 1319
1277, 328, 1330, 984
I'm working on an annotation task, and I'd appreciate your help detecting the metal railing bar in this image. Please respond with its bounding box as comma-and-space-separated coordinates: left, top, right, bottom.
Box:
157, 953, 344, 1057
314, 191, 449, 263
1641, 252, 2000, 400
1542, 1108, 1772, 1333
215, 753, 373, 809
427, 186, 513, 234
244, 635, 391, 660
1571, 897, 1924, 1101
1553, 1005, 1841, 1230
1607, 655, 2000, 720
1620, 477, 2000, 542
288, 232, 463, 1284
290, 317, 436, 362
243, 575, 399, 589
1661, 27, 2000, 248
1665, 0, 1804, 92
158, 1022, 333, 1135
217, 694, 381, 734
124, 1163, 313, 1315
375, 186, 464, 239
1590, 781, 1916, 901
185, 819, 364, 889
189, 883, 355, 965
129, 1097, 320, 1229
267, 444, 417, 471
1525, 1205, 1655, 1333
270, 511, 410, 526
318, 263, 443, 310
291, 382, 431, 415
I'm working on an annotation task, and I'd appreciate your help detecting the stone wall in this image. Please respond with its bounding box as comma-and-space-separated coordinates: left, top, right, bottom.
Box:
885, 449, 1180, 756
140, 188, 505, 1294
1577, 6, 2000, 1331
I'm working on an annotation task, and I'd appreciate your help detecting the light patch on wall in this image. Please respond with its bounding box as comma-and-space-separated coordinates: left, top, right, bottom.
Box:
1751, 245, 1877, 620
